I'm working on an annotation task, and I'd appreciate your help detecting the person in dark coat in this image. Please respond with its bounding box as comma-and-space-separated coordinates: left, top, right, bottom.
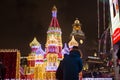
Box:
56, 60, 63, 80
62, 46, 83, 80
0, 61, 6, 80
56, 54, 68, 80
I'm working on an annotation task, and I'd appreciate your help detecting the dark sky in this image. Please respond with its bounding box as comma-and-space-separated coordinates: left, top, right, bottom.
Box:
0, 0, 110, 56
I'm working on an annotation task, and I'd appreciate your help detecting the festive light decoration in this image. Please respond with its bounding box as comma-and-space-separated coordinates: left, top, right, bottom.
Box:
45, 5, 63, 79
68, 36, 79, 48
26, 6, 64, 79
27, 37, 45, 79
70, 18, 85, 45
0, 49, 20, 79
16, 50, 21, 79
70, 18, 85, 37
29, 37, 40, 51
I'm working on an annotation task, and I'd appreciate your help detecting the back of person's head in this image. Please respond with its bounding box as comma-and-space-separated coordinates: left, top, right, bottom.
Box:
69, 46, 80, 57
71, 46, 83, 58
72, 46, 79, 50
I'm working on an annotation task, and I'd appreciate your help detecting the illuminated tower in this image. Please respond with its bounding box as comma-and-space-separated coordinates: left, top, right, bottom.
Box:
45, 6, 62, 79
27, 37, 45, 79
28, 37, 40, 70
46, 5, 62, 58
70, 18, 85, 45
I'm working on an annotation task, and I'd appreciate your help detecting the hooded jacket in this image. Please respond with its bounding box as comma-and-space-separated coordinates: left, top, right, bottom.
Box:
62, 50, 83, 80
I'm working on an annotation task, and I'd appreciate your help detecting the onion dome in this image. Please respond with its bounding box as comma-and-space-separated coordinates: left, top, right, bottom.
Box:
68, 36, 79, 48
29, 37, 40, 47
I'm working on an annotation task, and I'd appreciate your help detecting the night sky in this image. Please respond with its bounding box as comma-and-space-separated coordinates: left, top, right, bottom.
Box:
0, 0, 110, 56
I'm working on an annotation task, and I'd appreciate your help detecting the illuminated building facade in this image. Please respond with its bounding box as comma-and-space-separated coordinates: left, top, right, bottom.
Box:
26, 6, 65, 80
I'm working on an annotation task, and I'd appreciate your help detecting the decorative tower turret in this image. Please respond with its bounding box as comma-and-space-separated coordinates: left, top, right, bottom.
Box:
27, 37, 45, 79
46, 6, 62, 56
44, 6, 62, 79
28, 37, 40, 68
70, 18, 85, 45
30, 37, 40, 53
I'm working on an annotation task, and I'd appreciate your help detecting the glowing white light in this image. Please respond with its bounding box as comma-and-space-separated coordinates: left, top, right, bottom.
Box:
80, 39, 83, 44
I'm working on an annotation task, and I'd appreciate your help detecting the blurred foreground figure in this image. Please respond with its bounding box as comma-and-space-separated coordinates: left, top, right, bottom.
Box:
56, 54, 68, 80
56, 46, 83, 80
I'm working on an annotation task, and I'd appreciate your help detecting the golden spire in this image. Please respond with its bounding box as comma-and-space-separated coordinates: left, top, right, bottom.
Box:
52, 5, 57, 11
74, 18, 80, 23
29, 37, 40, 47
70, 18, 85, 40
51, 5, 57, 18
68, 36, 79, 48
73, 18, 81, 30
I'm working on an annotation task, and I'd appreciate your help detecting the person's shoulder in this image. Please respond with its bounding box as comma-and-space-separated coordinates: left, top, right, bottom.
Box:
60, 60, 63, 63
63, 55, 70, 61
64, 54, 69, 57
